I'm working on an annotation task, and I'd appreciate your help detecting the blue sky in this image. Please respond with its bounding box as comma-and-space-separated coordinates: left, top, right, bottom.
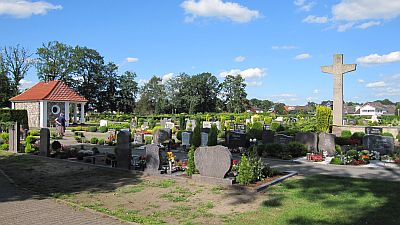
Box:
1, 0, 399, 105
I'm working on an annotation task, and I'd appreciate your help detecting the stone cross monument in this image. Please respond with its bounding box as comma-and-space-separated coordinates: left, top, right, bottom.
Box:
321, 54, 356, 126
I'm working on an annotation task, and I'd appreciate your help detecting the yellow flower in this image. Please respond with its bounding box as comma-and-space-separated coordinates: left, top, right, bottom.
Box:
167, 152, 174, 161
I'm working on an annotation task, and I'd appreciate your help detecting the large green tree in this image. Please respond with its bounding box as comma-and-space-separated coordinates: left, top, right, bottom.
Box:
0, 53, 12, 108
3, 45, 32, 95
118, 71, 139, 113
36, 41, 74, 85
97, 62, 119, 112
137, 76, 168, 115
221, 75, 248, 113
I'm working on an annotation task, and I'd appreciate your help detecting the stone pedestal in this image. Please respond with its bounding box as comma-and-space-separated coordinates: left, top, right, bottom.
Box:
8, 122, 20, 153
115, 130, 132, 170
39, 128, 50, 156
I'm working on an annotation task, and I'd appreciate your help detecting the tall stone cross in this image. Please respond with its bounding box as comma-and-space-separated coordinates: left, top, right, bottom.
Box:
321, 54, 356, 126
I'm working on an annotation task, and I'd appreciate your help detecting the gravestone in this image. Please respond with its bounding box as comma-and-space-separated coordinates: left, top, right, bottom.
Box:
115, 130, 132, 169
321, 54, 357, 126
182, 132, 192, 146
145, 144, 161, 173
261, 130, 275, 144
234, 124, 246, 132
348, 119, 357, 125
318, 133, 336, 156
165, 122, 175, 129
153, 128, 171, 144
100, 120, 108, 127
201, 132, 209, 146
226, 131, 246, 148
295, 132, 318, 152
134, 133, 144, 144
39, 128, 50, 156
365, 127, 383, 135
214, 121, 221, 130
203, 121, 212, 129
263, 124, 271, 130
274, 134, 294, 145
8, 122, 20, 153
160, 119, 167, 128
363, 134, 394, 155
194, 146, 232, 178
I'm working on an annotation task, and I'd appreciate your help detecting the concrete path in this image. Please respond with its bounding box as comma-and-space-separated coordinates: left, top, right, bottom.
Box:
264, 158, 400, 181
0, 171, 133, 225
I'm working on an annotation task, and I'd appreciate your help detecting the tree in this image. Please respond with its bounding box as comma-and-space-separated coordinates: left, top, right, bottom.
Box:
136, 76, 168, 115
36, 41, 74, 84
221, 75, 248, 113
274, 103, 286, 115
3, 45, 32, 95
375, 99, 394, 105
97, 62, 119, 112
118, 71, 138, 113
0, 53, 12, 108
208, 124, 218, 146
192, 118, 202, 147
191, 72, 220, 113
316, 106, 332, 133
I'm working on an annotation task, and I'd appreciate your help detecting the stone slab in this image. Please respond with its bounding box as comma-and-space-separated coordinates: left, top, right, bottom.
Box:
194, 145, 232, 178
262, 130, 275, 144
192, 174, 233, 186
318, 133, 336, 156
39, 128, 50, 156
295, 132, 318, 152
363, 134, 394, 155
115, 130, 132, 170
274, 134, 294, 145
144, 144, 161, 174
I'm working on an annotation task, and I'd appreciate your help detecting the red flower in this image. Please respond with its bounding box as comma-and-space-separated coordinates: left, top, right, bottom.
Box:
232, 160, 238, 165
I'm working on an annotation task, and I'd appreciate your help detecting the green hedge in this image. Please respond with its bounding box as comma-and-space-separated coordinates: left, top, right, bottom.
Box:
0, 109, 29, 129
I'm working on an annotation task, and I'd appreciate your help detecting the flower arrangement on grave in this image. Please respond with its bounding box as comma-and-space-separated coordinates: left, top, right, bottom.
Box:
369, 151, 380, 160
166, 152, 175, 162
231, 159, 239, 176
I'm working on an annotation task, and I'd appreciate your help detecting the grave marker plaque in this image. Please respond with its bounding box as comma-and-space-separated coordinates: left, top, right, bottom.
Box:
145, 144, 161, 173
363, 134, 394, 155
365, 127, 383, 135
182, 132, 192, 146
274, 134, 294, 145
318, 133, 335, 156
115, 130, 132, 169
201, 132, 208, 146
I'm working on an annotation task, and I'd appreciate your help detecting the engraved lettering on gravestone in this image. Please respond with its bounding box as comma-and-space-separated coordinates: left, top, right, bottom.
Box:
365, 127, 383, 135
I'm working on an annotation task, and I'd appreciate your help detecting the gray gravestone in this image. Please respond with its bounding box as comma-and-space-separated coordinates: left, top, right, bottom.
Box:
318, 133, 336, 156
145, 144, 161, 173
182, 132, 192, 146
274, 134, 294, 145
226, 131, 246, 149
194, 146, 232, 178
295, 132, 318, 152
365, 127, 383, 135
201, 132, 208, 146
165, 122, 175, 129
8, 122, 20, 153
363, 134, 394, 155
39, 128, 50, 156
262, 130, 275, 144
115, 130, 132, 169
202, 121, 212, 129
160, 119, 167, 128
153, 128, 171, 144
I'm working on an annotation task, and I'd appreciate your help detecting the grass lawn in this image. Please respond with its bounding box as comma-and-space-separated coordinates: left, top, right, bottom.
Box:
0, 152, 399, 225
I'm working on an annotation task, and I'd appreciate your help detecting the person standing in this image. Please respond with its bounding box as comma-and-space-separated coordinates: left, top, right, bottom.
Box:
55, 113, 66, 137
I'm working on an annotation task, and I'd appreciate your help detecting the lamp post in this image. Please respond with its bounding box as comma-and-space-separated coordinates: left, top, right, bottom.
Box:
249, 138, 257, 156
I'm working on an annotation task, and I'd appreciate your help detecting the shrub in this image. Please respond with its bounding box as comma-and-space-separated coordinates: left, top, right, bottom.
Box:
144, 136, 152, 144
98, 139, 105, 145
382, 132, 394, 137
285, 142, 308, 158
87, 126, 97, 132
264, 143, 283, 158
351, 132, 365, 143
247, 122, 263, 140
0, 109, 29, 129
0, 143, 9, 151
186, 146, 196, 177
341, 130, 352, 138
24, 142, 34, 153
276, 124, 285, 132
316, 106, 332, 133
262, 164, 281, 178
346, 149, 359, 160
179, 115, 186, 130
74, 136, 82, 143
397, 134, 400, 142
208, 124, 218, 146
335, 137, 350, 146
25, 135, 37, 144
236, 155, 253, 185
28, 130, 40, 136
90, 137, 99, 144
0, 133, 9, 144
176, 130, 182, 141
270, 122, 281, 131
192, 120, 201, 147
98, 126, 108, 133
330, 157, 343, 165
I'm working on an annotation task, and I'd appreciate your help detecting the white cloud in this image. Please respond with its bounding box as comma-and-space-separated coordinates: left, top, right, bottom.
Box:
302, 15, 328, 23
332, 0, 400, 21
270, 93, 299, 102
356, 21, 381, 29
0, 0, 62, 18
181, 0, 261, 23
162, 73, 174, 84
294, 0, 315, 12
307, 96, 318, 101
246, 81, 262, 87
271, 45, 297, 50
125, 57, 139, 63
366, 81, 386, 88
357, 79, 365, 83
356, 51, 400, 64
138, 79, 148, 86
294, 53, 311, 60
219, 67, 266, 79
337, 22, 354, 32
19, 79, 34, 90
313, 89, 320, 94
234, 56, 245, 62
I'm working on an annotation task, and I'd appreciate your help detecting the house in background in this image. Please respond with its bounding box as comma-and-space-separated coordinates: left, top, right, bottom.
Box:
246, 107, 264, 114
354, 102, 396, 116
10, 80, 87, 128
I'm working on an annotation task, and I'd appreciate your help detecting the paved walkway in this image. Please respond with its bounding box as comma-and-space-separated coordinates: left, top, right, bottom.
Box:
264, 158, 400, 181
0, 171, 133, 225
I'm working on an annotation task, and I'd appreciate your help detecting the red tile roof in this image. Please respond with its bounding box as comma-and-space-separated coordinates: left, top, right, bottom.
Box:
10, 80, 87, 102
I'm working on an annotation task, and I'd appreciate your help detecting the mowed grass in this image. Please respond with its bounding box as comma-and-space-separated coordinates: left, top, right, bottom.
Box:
225, 175, 400, 225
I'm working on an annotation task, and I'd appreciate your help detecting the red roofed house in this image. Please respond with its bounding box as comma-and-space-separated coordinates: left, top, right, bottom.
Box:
10, 80, 87, 128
